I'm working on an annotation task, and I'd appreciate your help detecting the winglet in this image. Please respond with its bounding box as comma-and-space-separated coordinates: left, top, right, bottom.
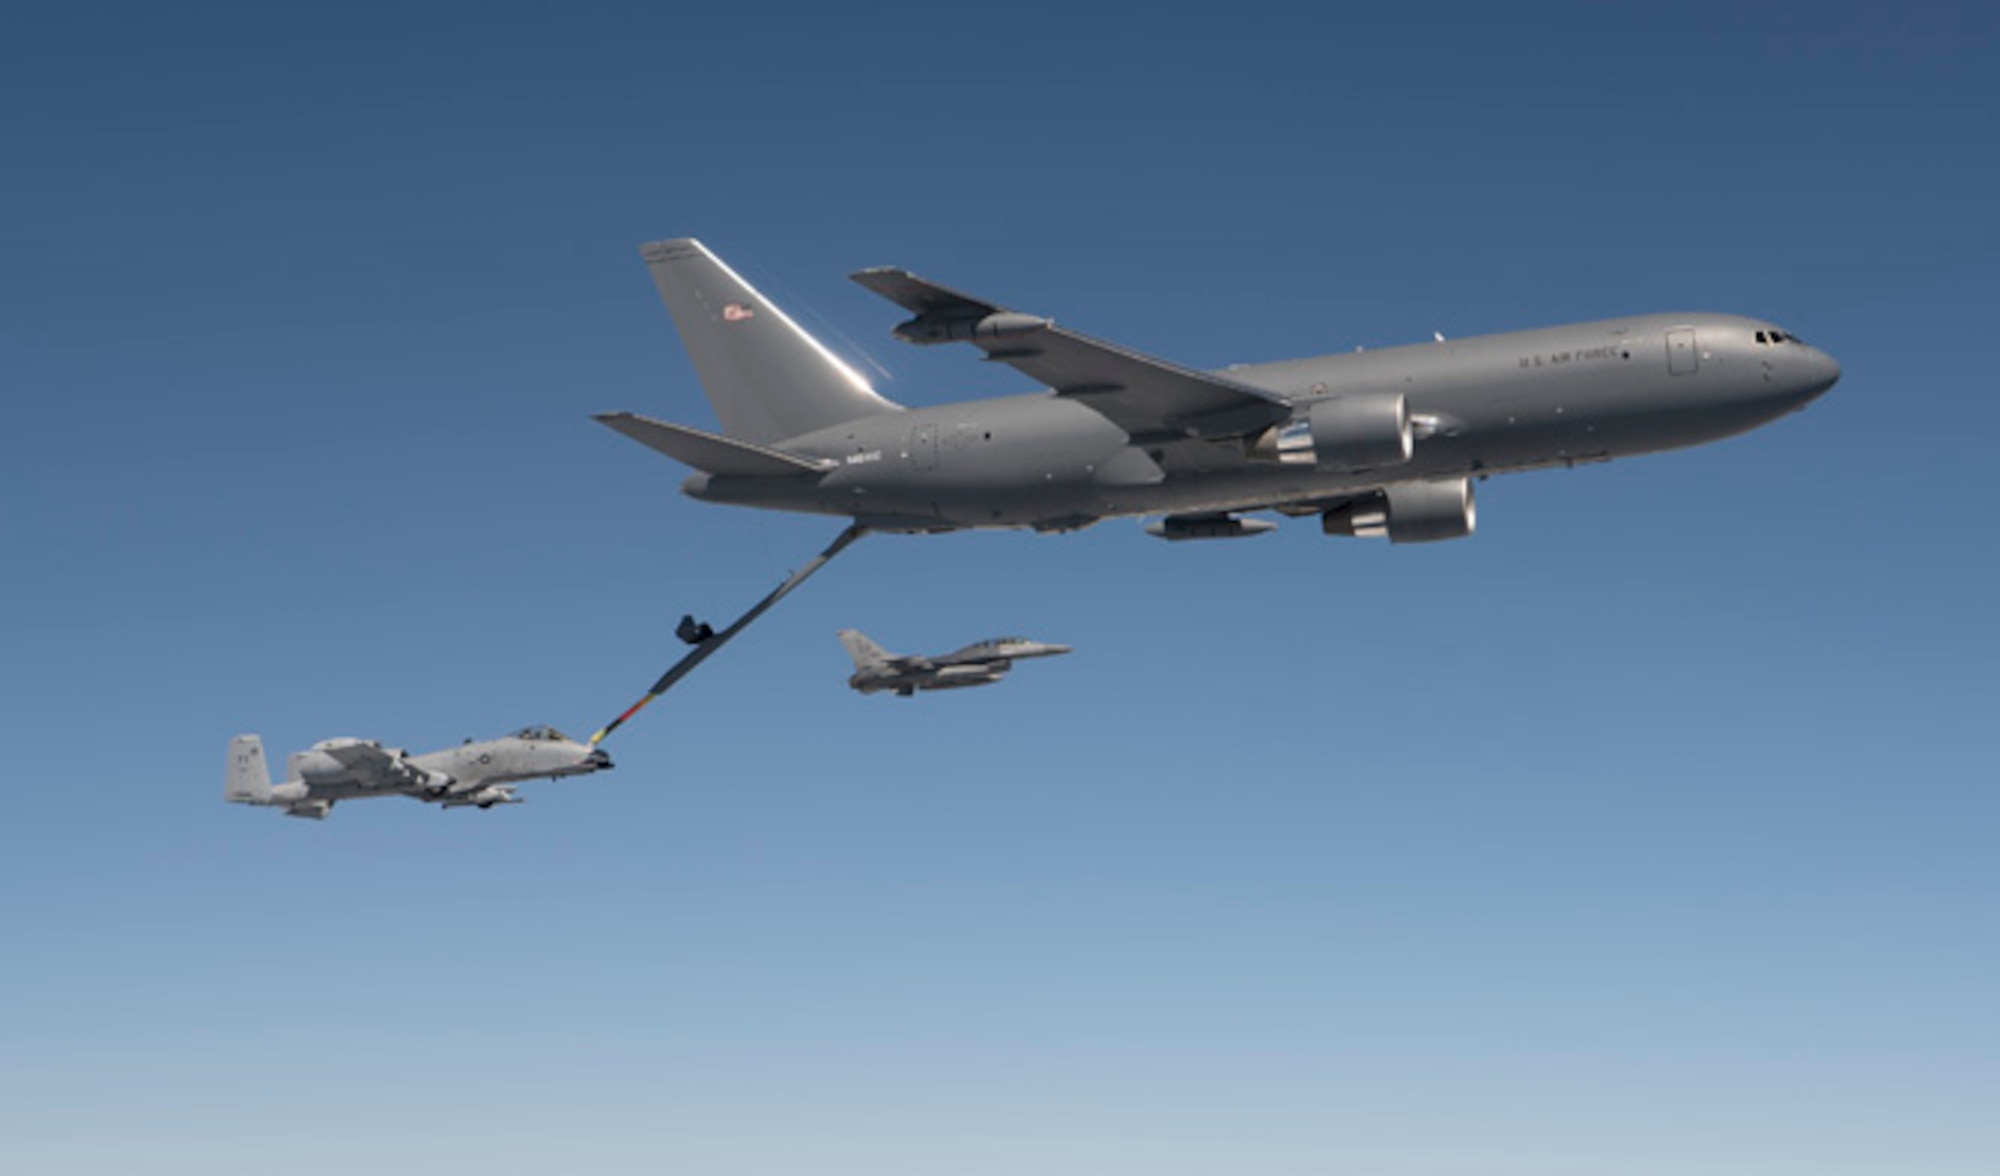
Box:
594, 412, 832, 477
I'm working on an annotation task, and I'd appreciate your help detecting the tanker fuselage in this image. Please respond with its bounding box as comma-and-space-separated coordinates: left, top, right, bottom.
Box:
682, 312, 1838, 533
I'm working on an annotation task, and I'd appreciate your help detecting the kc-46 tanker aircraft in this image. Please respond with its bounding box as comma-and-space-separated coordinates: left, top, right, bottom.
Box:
225, 728, 612, 819
597, 240, 1839, 541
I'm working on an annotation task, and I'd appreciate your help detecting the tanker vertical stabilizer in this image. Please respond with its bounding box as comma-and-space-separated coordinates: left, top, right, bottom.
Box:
640, 238, 904, 445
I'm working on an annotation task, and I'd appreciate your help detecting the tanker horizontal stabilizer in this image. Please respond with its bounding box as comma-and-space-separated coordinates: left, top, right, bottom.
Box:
594, 412, 832, 476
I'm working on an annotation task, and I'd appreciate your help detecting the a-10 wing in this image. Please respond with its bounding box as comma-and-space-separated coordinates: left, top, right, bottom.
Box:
300, 738, 438, 790
850, 267, 1292, 442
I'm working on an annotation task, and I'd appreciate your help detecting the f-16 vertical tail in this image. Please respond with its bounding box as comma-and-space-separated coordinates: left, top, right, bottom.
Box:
641, 239, 905, 445
837, 629, 895, 673
225, 735, 273, 805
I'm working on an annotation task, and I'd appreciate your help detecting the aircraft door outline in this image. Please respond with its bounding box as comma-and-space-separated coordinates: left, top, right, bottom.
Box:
1667, 328, 1699, 376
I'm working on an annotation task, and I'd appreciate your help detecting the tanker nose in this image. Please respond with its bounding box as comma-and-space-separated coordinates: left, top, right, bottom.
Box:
1775, 344, 1840, 415
1803, 346, 1841, 399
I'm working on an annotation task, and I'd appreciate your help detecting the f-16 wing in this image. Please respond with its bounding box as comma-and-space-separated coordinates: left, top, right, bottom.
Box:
850, 267, 1292, 442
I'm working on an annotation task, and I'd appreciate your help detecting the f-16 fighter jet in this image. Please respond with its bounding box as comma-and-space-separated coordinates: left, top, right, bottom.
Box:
839, 630, 1071, 697
224, 726, 611, 820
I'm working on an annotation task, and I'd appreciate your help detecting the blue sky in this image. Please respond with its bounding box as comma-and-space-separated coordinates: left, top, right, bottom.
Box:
3, 3, 1995, 1172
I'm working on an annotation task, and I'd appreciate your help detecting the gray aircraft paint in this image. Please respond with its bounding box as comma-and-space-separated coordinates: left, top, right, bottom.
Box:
225, 727, 611, 820
839, 630, 1072, 696
640, 239, 902, 445
606, 240, 1839, 539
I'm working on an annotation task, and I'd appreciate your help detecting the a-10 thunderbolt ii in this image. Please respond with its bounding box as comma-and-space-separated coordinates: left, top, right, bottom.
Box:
224, 727, 611, 819
596, 239, 1839, 541
838, 630, 1072, 697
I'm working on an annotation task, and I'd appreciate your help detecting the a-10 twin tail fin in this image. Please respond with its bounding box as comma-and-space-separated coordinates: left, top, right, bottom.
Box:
224, 735, 330, 819
224, 735, 273, 805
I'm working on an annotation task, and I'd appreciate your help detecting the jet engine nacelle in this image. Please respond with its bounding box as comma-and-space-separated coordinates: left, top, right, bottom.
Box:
892, 311, 1049, 347
1322, 477, 1476, 544
293, 738, 391, 784
1250, 393, 1413, 471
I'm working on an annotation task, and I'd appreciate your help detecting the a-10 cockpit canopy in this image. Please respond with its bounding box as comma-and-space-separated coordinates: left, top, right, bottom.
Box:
511, 725, 572, 742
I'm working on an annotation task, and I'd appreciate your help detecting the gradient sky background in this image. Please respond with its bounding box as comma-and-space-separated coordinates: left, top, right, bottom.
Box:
4, 3, 1995, 1173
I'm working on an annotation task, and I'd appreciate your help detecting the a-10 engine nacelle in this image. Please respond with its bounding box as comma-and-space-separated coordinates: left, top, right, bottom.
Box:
1249, 392, 1413, 471
1322, 478, 1476, 544
292, 738, 400, 785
